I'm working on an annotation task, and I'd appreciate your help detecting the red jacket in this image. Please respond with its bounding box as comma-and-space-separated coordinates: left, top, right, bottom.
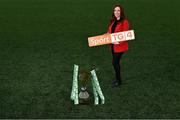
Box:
107, 19, 130, 53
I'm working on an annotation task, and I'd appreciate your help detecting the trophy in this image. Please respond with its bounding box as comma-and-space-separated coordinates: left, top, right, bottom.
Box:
78, 69, 90, 104
71, 65, 105, 105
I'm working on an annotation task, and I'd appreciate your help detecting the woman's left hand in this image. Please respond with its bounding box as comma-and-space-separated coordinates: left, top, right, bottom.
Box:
113, 42, 120, 44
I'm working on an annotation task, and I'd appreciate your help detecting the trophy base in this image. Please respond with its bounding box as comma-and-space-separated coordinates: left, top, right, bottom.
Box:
79, 98, 90, 105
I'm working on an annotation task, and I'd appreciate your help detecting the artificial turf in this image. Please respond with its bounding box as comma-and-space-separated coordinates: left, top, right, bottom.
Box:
0, 0, 180, 118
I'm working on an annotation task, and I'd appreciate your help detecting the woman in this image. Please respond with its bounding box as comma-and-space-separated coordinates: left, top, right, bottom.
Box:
107, 4, 130, 87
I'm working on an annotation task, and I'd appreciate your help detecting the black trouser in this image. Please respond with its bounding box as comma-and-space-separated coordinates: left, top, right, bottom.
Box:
112, 51, 124, 84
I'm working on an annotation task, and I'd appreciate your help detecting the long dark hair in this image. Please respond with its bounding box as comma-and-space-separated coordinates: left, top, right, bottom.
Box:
110, 4, 126, 23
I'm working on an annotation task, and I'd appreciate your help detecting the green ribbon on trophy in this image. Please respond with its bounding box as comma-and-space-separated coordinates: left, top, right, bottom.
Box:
70, 64, 105, 105
91, 69, 105, 105
70, 64, 79, 105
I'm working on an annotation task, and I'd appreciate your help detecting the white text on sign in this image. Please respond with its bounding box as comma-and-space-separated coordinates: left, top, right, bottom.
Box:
88, 30, 135, 47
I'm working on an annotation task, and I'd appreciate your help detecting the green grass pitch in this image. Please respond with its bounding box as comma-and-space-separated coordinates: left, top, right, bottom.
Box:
0, 0, 180, 118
